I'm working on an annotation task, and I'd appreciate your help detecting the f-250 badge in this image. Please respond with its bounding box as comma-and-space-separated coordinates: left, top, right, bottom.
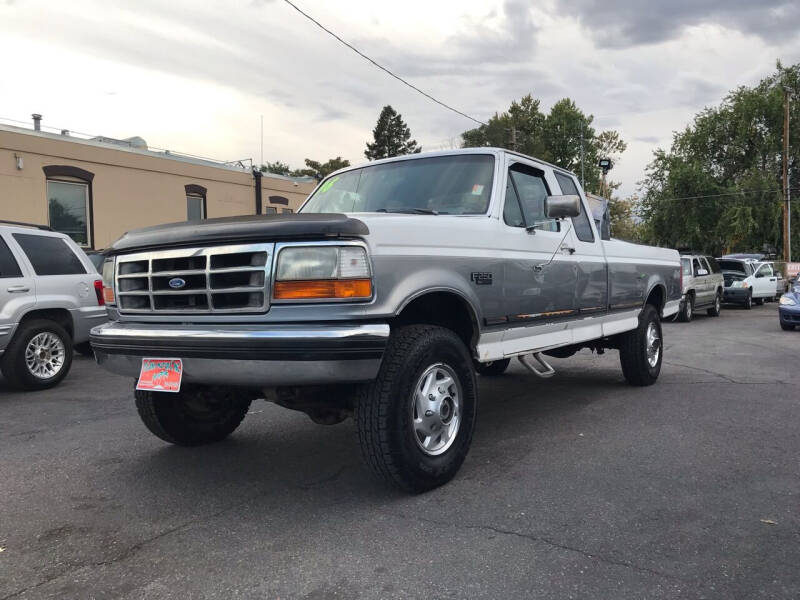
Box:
470, 272, 493, 285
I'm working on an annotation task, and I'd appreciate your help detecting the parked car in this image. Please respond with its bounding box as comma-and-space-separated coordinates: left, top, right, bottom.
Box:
0, 221, 107, 390
677, 253, 724, 321
718, 258, 776, 309
779, 279, 800, 330
83, 249, 106, 273
91, 148, 681, 492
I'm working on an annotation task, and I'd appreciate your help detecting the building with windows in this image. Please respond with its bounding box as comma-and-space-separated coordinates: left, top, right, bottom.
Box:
0, 121, 317, 249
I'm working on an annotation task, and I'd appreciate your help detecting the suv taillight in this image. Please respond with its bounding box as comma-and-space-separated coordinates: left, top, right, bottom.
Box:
94, 279, 105, 306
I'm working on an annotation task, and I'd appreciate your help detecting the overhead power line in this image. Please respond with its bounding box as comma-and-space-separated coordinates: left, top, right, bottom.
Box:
643, 188, 800, 203
280, 0, 487, 127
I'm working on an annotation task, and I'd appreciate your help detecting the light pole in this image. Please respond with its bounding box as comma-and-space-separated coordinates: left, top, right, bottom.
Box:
598, 158, 613, 199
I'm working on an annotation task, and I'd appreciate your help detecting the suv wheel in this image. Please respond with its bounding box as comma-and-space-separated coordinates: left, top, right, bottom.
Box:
707, 293, 722, 317
474, 358, 511, 376
678, 294, 694, 322
134, 386, 251, 446
619, 304, 662, 386
354, 325, 477, 492
0, 319, 73, 391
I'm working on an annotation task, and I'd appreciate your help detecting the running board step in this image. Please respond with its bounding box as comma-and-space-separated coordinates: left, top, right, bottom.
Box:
518, 352, 556, 378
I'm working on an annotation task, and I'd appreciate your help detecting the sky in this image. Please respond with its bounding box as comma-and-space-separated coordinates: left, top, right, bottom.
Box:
1, 0, 799, 197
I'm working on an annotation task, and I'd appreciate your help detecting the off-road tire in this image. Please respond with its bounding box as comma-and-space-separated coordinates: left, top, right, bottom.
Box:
619, 304, 662, 387
354, 325, 477, 493
134, 386, 251, 446
743, 292, 753, 310
0, 319, 73, 391
706, 293, 722, 317
678, 293, 694, 322
780, 322, 795, 331
474, 358, 511, 376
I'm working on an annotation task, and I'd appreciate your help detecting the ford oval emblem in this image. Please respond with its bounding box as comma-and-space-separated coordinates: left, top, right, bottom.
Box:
168, 277, 186, 289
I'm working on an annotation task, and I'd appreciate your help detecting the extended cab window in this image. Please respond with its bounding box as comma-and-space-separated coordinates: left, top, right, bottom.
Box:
505, 163, 557, 232
554, 172, 594, 243
12, 234, 86, 276
0, 236, 23, 278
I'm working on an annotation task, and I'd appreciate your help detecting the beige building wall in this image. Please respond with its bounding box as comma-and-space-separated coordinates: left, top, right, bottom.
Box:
0, 126, 315, 249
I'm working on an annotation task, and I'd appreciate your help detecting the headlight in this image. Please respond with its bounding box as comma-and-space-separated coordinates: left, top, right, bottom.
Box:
101, 258, 116, 305
779, 295, 797, 306
274, 246, 372, 300
730, 281, 749, 288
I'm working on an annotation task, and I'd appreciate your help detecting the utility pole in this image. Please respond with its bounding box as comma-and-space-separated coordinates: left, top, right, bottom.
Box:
783, 88, 791, 263
260, 115, 264, 168
508, 126, 518, 152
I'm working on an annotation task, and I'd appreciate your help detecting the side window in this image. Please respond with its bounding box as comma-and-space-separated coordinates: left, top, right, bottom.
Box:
554, 172, 594, 243
681, 258, 691, 277
0, 236, 23, 278
757, 263, 772, 277
507, 164, 558, 232
503, 177, 524, 227
692, 258, 702, 274
12, 234, 86, 276
706, 257, 722, 273
699, 257, 712, 273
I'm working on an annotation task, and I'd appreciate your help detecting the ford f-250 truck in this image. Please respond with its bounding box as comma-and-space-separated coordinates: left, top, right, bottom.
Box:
91, 149, 681, 492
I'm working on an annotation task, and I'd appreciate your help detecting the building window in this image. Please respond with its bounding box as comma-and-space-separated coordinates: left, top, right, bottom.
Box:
264, 206, 278, 214
269, 195, 289, 206
47, 180, 91, 247
185, 184, 207, 221
281, 208, 293, 214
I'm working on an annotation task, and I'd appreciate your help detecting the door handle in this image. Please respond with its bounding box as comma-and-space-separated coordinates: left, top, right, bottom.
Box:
7, 285, 30, 293
560, 244, 575, 255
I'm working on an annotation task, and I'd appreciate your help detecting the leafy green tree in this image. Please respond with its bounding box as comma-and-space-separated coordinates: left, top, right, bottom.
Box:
260, 160, 292, 176
639, 61, 800, 256
365, 105, 421, 160
461, 94, 625, 195
608, 195, 642, 242
294, 157, 351, 181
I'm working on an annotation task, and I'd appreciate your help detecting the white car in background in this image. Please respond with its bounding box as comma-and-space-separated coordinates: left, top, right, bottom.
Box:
719, 258, 778, 309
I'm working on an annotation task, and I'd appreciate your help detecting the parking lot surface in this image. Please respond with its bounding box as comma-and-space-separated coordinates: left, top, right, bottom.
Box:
1, 303, 798, 599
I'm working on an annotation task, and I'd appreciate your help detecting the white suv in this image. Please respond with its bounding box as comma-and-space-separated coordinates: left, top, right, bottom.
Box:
0, 221, 107, 390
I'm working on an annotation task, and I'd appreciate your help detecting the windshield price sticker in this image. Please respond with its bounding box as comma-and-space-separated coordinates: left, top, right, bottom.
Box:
136, 358, 183, 393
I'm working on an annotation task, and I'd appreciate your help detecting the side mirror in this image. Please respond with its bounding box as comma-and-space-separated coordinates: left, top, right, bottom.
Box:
697, 268, 709, 276
545, 194, 581, 219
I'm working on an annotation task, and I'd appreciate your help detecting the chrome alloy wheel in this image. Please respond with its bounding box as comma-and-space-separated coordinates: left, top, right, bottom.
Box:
411, 363, 462, 456
25, 332, 66, 379
645, 321, 661, 368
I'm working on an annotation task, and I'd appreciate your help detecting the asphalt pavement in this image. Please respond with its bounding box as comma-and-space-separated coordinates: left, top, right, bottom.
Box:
1, 303, 798, 599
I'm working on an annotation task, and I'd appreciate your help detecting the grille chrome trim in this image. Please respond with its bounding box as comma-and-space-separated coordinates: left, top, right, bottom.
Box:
115, 243, 275, 314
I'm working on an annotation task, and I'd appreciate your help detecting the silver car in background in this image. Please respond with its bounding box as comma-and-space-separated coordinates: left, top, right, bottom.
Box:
0, 221, 107, 390
678, 254, 724, 321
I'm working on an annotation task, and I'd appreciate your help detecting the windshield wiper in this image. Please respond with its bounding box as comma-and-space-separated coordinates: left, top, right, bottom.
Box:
375, 207, 439, 215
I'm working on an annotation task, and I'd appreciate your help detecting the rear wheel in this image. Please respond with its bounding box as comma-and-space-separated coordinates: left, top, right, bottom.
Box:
678, 294, 694, 322
134, 386, 251, 446
619, 304, 662, 387
706, 293, 722, 317
354, 325, 477, 492
474, 358, 511, 376
0, 319, 73, 391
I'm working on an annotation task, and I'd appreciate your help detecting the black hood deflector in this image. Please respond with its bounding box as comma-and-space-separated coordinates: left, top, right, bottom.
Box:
108, 213, 369, 255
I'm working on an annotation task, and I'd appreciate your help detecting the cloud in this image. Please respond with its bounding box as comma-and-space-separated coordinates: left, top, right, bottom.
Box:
634, 135, 661, 144
560, 0, 800, 47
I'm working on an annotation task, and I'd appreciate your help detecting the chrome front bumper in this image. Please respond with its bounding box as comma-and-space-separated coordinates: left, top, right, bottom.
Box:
90, 321, 390, 387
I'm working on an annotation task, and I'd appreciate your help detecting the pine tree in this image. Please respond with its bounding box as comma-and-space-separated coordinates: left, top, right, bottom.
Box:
364, 105, 421, 160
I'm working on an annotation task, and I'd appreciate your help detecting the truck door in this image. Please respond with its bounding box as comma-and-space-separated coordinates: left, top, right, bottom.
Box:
499, 160, 578, 354
753, 263, 775, 299
553, 172, 607, 336
0, 233, 36, 344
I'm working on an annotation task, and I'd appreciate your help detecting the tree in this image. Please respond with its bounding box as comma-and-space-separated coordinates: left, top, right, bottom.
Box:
365, 105, 421, 160
639, 61, 800, 256
461, 94, 625, 195
294, 157, 351, 181
608, 195, 642, 242
260, 160, 292, 176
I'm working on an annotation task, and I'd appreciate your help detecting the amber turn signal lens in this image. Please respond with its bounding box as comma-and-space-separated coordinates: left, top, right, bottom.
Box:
102, 286, 115, 305
273, 279, 372, 300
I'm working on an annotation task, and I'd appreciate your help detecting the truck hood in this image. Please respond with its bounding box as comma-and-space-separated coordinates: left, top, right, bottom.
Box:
108, 213, 369, 255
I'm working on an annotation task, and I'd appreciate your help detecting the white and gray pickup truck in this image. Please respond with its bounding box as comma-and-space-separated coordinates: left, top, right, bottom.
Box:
91, 149, 681, 491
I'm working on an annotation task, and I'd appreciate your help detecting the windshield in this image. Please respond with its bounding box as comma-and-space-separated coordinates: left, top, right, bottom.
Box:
300, 154, 494, 215
719, 260, 749, 275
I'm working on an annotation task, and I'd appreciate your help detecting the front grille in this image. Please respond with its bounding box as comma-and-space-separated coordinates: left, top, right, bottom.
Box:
115, 243, 274, 314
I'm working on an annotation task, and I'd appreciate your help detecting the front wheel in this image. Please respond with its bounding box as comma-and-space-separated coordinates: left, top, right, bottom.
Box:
619, 304, 662, 386
354, 325, 477, 492
474, 358, 511, 376
706, 293, 722, 317
134, 386, 251, 446
678, 294, 693, 322
743, 292, 753, 310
